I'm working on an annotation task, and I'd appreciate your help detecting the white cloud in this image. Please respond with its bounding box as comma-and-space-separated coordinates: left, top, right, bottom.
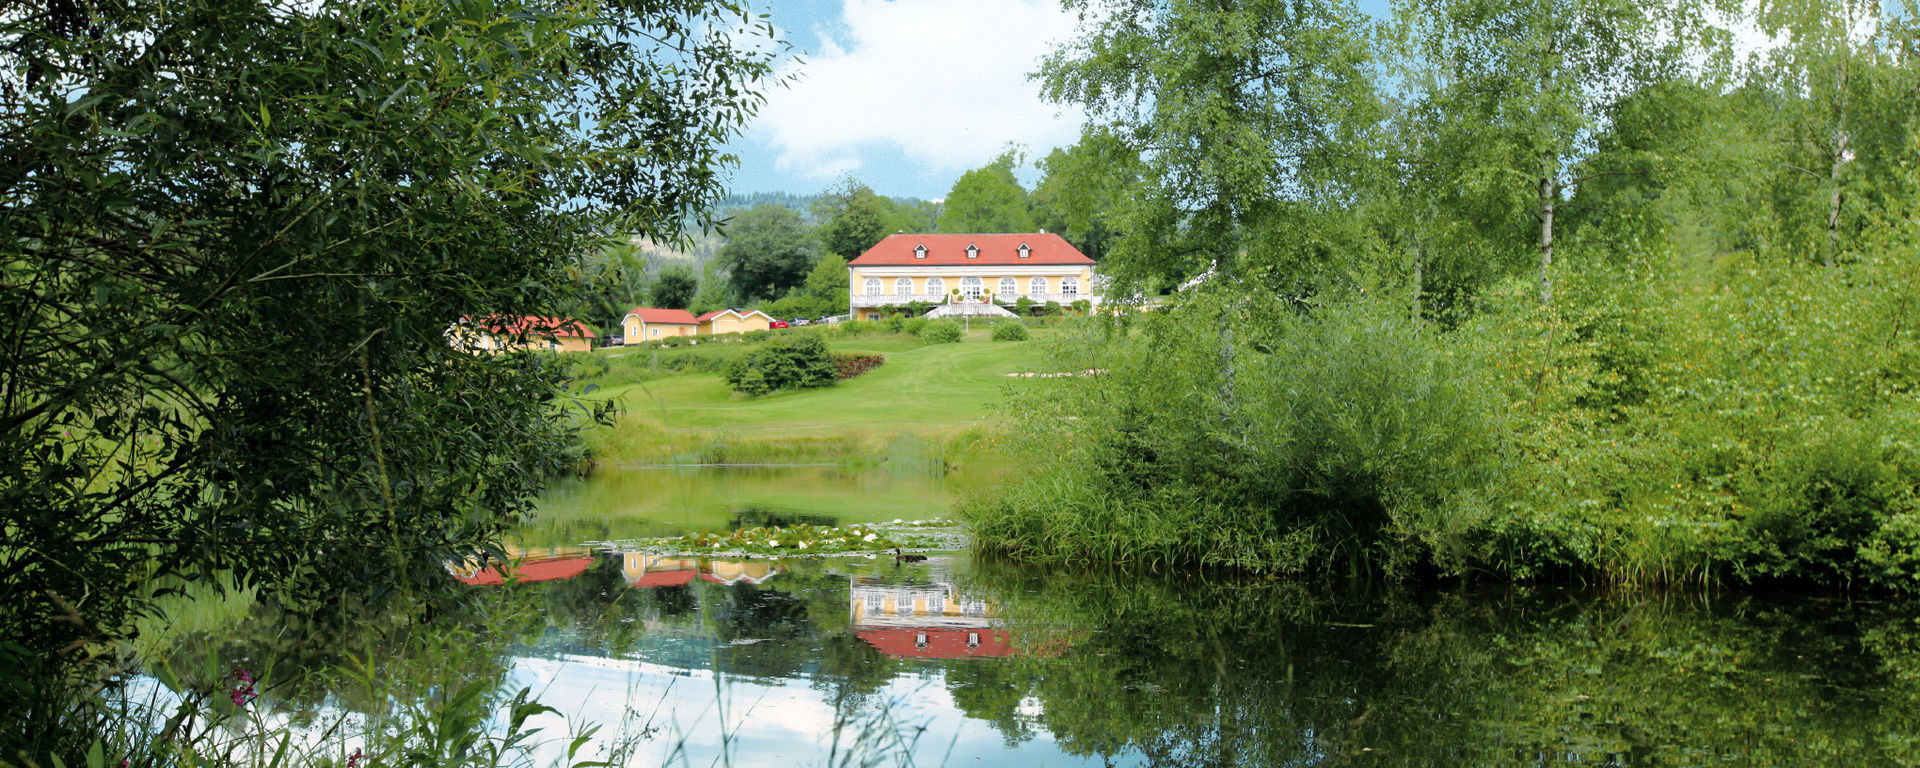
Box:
755, 0, 1086, 182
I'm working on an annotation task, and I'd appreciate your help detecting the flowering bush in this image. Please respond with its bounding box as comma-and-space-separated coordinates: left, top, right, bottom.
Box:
831, 353, 885, 379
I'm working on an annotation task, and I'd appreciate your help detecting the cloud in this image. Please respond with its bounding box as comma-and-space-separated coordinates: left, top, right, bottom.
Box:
755, 0, 1086, 183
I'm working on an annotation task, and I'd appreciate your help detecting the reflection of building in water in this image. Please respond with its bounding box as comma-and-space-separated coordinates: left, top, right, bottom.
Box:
619, 552, 782, 588
850, 575, 1015, 658
447, 545, 594, 585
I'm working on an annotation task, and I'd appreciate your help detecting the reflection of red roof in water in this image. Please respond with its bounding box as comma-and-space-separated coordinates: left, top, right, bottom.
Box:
632, 570, 697, 588
856, 628, 1018, 659
455, 557, 593, 586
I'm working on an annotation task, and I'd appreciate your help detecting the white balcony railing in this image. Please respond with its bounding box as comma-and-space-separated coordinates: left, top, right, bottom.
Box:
851, 292, 1093, 308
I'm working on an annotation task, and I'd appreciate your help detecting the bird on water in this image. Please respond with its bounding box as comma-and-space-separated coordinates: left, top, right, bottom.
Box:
894, 547, 927, 563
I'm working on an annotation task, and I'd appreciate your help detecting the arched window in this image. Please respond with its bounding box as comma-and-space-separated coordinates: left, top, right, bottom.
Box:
1061, 276, 1079, 298
864, 277, 881, 296
997, 277, 1016, 297
1029, 276, 1048, 297
894, 277, 912, 297
926, 277, 945, 298
960, 276, 984, 301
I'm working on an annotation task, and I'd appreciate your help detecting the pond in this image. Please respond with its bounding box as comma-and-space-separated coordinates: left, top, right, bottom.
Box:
467, 549, 1920, 766
126, 467, 1920, 766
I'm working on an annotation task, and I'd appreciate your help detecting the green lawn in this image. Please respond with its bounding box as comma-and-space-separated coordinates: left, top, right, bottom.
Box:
580, 326, 1067, 466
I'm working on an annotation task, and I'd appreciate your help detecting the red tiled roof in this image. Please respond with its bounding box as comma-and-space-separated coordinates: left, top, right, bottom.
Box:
694, 310, 726, 323
468, 315, 597, 339
631, 570, 697, 588
627, 307, 698, 325
847, 233, 1094, 267
855, 628, 1019, 659
454, 556, 594, 586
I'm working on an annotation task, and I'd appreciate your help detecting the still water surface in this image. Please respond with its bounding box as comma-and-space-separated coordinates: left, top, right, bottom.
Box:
459, 468, 1920, 766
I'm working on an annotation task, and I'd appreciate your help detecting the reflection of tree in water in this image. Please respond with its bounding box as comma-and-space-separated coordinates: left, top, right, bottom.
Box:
651, 583, 696, 618
959, 560, 1920, 766
728, 507, 838, 530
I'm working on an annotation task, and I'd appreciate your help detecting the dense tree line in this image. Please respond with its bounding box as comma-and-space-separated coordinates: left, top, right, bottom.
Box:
970, 0, 1920, 591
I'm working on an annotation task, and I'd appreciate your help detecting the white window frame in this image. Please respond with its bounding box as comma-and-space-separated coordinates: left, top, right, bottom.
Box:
864, 277, 882, 296
926, 276, 945, 298
965, 243, 979, 259
1061, 276, 1079, 298
997, 276, 1016, 297
894, 277, 912, 298
960, 276, 984, 301
914, 244, 928, 259
1017, 243, 1031, 259
1029, 276, 1047, 297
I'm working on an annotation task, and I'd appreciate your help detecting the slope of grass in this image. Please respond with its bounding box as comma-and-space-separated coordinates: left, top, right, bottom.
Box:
581, 326, 1061, 466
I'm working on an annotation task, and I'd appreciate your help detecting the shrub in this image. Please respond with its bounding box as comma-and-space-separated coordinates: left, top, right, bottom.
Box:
839, 319, 878, 336
991, 322, 1030, 342
966, 292, 1502, 576
1014, 296, 1035, 316
1043, 300, 1061, 316
883, 314, 907, 334
920, 321, 963, 344
1071, 299, 1091, 315
831, 352, 886, 379
902, 317, 929, 336
722, 334, 837, 395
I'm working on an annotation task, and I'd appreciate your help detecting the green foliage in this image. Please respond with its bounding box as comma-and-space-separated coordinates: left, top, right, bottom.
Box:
991, 322, 1031, 342
0, 0, 779, 750
1032, 129, 1139, 261
722, 334, 838, 396
919, 322, 964, 344
649, 263, 700, 310
936, 149, 1035, 234
812, 179, 917, 260
718, 204, 814, 301
968, 291, 1502, 574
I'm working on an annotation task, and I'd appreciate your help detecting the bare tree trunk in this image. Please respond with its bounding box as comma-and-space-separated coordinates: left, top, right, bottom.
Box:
1537, 174, 1556, 305
1826, 127, 1849, 268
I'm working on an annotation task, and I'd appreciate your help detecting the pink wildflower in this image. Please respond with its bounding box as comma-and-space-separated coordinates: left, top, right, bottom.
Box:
346, 748, 364, 768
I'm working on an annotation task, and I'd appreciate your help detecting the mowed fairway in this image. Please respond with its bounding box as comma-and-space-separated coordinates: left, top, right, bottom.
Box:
585, 329, 1064, 461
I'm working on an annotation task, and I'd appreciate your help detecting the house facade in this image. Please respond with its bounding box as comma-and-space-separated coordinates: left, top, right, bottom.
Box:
622, 307, 699, 343
696, 308, 774, 335
452, 315, 597, 353
845, 233, 1097, 321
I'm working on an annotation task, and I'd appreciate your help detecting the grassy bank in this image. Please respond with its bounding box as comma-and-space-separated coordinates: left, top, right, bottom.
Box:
573, 323, 1059, 468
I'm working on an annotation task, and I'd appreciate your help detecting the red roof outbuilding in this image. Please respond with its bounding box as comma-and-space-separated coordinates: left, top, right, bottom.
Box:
468, 316, 597, 339
848, 233, 1094, 268
626, 307, 699, 325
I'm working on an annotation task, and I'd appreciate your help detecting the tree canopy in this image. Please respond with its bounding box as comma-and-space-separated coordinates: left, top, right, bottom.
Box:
718, 204, 815, 302
0, 0, 780, 748
936, 149, 1036, 234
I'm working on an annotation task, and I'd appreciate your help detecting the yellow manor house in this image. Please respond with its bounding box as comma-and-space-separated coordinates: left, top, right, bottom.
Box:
846, 232, 1097, 321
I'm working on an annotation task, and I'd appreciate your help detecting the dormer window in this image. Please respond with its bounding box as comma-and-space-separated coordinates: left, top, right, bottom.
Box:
1018, 243, 1031, 259
966, 243, 979, 259
914, 244, 927, 259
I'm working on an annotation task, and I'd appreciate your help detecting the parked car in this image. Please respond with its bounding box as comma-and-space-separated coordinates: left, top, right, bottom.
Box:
789, 318, 811, 326
769, 320, 789, 329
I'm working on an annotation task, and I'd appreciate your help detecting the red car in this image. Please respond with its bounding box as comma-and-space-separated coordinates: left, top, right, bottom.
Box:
769, 320, 789, 329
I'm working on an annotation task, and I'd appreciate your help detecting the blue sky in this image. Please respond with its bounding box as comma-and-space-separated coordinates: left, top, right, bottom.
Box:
718, 0, 1813, 201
